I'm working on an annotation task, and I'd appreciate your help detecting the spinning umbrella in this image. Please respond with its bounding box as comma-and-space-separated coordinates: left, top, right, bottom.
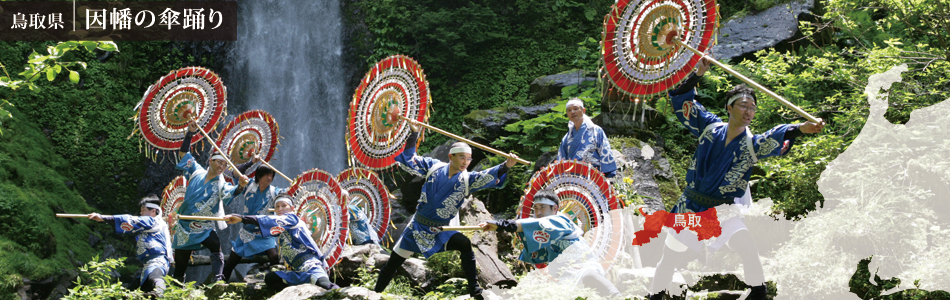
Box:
518, 160, 624, 271
338, 168, 392, 243
347, 55, 529, 170
603, 0, 819, 122
347, 55, 431, 170
215, 110, 291, 182
131, 66, 228, 158
288, 169, 348, 268
160, 175, 188, 239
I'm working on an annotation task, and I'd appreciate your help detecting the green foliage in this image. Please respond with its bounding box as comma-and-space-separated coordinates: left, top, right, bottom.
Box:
352, 0, 615, 152
63, 256, 145, 300
0, 40, 221, 213
492, 83, 599, 160
0, 105, 99, 297
849, 256, 950, 300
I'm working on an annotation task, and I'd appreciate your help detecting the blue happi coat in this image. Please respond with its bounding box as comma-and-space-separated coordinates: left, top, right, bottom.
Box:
670, 89, 796, 213
173, 152, 243, 250
518, 213, 603, 285
231, 180, 284, 257
558, 116, 618, 176
517, 213, 584, 264
112, 215, 172, 285
348, 204, 379, 245
255, 213, 329, 285
395, 143, 508, 258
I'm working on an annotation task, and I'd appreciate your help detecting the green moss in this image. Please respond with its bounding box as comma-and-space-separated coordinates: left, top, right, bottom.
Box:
0, 107, 97, 297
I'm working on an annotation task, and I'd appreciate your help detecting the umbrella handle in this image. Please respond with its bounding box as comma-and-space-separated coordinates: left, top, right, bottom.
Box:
673, 39, 821, 124
188, 118, 244, 176
439, 225, 483, 231
259, 159, 293, 183
398, 116, 532, 165
56, 214, 91, 218
178, 215, 229, 221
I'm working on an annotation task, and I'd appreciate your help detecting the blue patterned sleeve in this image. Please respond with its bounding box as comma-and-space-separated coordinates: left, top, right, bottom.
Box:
395, 142, 442, 178
256, 214, 299, 238
516, 216, 575, 264
467, 164, 507, 193
175, 152, 204, 178
113, 215, 158, 234
670, 89, 723, 137
753, 124, 794, 159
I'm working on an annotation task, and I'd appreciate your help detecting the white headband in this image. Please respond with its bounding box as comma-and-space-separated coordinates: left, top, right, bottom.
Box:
726, 93, 754, 108
566, 99, 585, 109
144, 203, 162, 215
535, 197, 558, 207
210, 153, 227, 161
449, 145, 471, 155
275, 197, 293, 206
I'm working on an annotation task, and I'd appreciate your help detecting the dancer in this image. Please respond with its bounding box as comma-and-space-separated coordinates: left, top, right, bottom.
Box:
558, 98, 618, 178
172, 121, 249, 283
648, 56, 824, 300
374, 124, 517, 300
222, 154, 284, 281
225, 193, 339, 291
479, 189, 621, 298
88, 195, 172, 297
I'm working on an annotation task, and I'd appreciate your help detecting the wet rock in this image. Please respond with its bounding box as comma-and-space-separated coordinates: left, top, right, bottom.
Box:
713, 0, 815, 61
270, 284, 326, 300
528, 70, 597, 103
464, 103, 557, 143
329, 244, 432, 290
312, 286, 382, 300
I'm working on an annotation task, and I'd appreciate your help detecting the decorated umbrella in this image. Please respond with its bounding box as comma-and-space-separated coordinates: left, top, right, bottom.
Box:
215, 110, 291, 183
337, 168, 392, 243
603, 0, 819, 122
131, 66, 228, 159
518, 160, 624, 271
160, 175, 188, 239
347, 55, 529, 170
347, 55, 431, 170
288, 169, 348, 268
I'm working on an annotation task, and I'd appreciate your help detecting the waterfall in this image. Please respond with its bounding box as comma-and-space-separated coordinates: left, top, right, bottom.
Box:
226, 0, 348, 180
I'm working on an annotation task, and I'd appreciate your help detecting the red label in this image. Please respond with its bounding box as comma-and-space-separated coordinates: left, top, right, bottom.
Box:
533, 230, 550, 243
270, 226, 285, 235
120, 222, 134, 232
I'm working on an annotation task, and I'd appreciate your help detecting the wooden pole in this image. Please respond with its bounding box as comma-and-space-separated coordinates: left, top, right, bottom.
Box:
189, 118, 243, 173
398, 116, 531, 165
56, 213, 91, 218
178, 215, 229, 221
259, 160, 293, 183
439, 225, 483, 231
672, 39, 821, 123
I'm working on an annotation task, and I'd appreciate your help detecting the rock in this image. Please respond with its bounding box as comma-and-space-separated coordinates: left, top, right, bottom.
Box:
458, 197, 518, 289
528, 70, 597, 103
464, 103, 557, 143
312, 286, 382, 300
598, 87, 665, 136
270, 284, 326, 300
531, 151, 559, 174
372, 254, 432, 289
619, 142, 669, 212
713, 0, 815, 61
330, 244, 385, 287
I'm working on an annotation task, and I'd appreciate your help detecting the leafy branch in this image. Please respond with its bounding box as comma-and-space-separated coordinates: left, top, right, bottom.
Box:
0, 41, 118, 135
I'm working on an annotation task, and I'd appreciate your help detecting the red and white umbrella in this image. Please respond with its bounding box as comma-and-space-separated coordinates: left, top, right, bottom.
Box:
347, 55, 431, 170
338, 167, 392, 243
132, 67, 228, 157
519, 160, 624, 271
288, 169, 348, 268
